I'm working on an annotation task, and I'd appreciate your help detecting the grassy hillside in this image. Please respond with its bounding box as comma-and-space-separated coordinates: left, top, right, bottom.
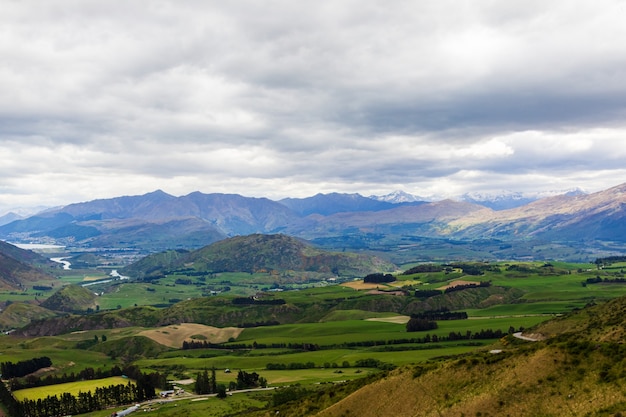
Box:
0, 243, 57, 290
258, 295, 626, 417
0, 302, 57, 330
40, 284, 98, 312
121, 234, 397, 281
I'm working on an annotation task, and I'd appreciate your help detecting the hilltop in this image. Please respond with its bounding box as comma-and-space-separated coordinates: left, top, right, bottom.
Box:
40, 284, 99, 313
121, 233, 396, 280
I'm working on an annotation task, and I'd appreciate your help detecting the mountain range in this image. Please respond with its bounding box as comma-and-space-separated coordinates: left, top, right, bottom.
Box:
0, 183, 624, 258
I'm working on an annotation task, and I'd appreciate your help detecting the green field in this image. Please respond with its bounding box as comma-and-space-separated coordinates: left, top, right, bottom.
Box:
13, 376, 132, 401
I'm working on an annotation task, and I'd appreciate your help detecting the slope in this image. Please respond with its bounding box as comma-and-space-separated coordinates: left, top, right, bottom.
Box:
40, 284, 99, 312
0, 302, 58, 330
450, 182, 626, 241
277, 295, 626, 417
0, 241, 57, 290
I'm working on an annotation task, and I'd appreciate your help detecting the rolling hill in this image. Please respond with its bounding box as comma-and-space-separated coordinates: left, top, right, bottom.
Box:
40, 284, 99, 313
259, 295, 626, 417
121, 233, 397, 280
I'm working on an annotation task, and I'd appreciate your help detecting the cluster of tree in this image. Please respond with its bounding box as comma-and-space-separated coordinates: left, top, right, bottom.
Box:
267, 361, 352, 370
182, 340, 224, 350
443, 281, 491, 293
413, 289, 443, 299
406, 318, 438, 332
266, 362, 316, 370
32, 285, 53, 291
341, 328, 518, 346
402, 264, 444, 275
232, 297, 286, 305
1, 357, 52, 379
239, 320, 280, 328
595, 256, 626, 267
9, 365, 123, 391
445, 263, 499, 275
445, 329, 509, 340
254, 341, 319, 351
236, 370, 267, 389
194, 368, 218, 395
410, 308, 468, 321
0, 377, 21, 417
585, 276, 626, 284
354, 358, 396, 370
182, 340, 319, 351
174, 278, 194, 285
363, 273, 395, 283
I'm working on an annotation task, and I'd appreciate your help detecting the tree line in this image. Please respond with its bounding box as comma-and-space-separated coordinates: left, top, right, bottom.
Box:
182, 327, 517, 352
1, 357, 52, 379
232, 297, 286, 305
443, 281, 491, 293
410, 308, 468, 321
363, 273, 395, 283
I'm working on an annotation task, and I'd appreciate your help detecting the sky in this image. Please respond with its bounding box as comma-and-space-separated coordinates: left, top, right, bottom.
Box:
2, 0, 626, 215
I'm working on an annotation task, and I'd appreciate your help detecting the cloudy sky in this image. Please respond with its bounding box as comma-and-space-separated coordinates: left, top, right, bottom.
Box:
2, 0, 626, 214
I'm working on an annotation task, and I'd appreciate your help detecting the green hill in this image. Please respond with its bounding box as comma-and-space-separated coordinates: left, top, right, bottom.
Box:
40, 284, 98, 312
0, 302, 57, 330
89, 335, 169, 359
122, 233, 397, 280
259, 296, 626, 417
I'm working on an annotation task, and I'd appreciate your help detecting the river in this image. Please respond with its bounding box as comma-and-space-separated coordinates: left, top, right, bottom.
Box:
50, 257, 72, 270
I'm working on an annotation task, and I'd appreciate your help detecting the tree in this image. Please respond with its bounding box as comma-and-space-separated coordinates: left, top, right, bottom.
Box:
211, 367, 217, 393
195, 369, 211, 395
216, 384, 227, 399
406, 318, 438, 332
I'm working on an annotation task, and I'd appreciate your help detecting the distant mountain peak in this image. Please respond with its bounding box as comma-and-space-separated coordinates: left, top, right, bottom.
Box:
370, 190, 425, 204
459, 188, 588, 210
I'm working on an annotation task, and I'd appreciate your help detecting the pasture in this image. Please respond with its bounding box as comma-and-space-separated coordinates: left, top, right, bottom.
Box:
12, 376, 132, 401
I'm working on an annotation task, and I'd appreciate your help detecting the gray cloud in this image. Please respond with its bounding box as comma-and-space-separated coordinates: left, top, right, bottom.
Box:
2, 0, 626, 213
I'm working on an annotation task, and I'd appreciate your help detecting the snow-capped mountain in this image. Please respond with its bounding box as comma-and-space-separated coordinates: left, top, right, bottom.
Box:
459, 188, 587, 210
369, 190, 426, 204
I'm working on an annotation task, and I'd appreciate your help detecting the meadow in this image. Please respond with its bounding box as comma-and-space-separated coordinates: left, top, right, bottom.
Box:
12, 376, 131, 401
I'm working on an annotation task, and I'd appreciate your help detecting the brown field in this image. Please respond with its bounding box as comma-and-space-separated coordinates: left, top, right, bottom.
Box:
139, 323, 243, 348
341, 281, 389, 290
366, 316, 410, 324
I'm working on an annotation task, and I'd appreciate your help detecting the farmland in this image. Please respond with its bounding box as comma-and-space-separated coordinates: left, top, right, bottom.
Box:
3, 259, 626, 415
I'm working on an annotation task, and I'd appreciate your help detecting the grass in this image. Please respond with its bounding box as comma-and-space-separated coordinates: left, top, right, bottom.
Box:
12, 376, 132, 401
75, 393, 271, 417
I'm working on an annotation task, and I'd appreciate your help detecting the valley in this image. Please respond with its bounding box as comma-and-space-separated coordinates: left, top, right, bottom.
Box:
3, 248, 626, 416
2, 185, 626, 415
